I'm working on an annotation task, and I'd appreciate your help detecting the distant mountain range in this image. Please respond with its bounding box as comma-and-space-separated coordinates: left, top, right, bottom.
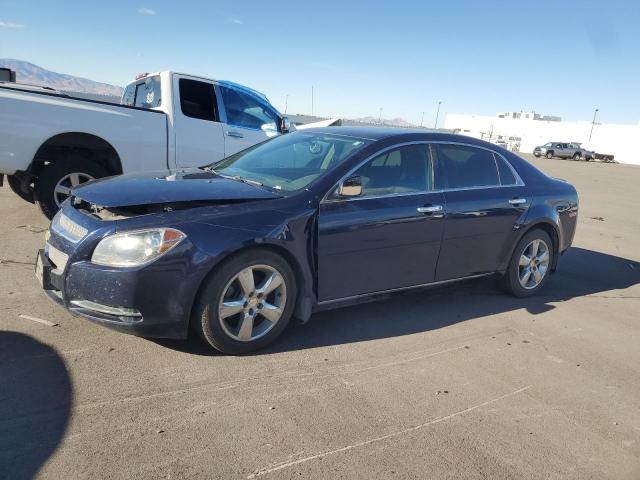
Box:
0, 59, 123, 97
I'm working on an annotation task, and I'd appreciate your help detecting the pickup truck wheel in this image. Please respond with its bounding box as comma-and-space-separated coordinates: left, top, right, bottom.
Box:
35, 159, 108, 218
192, 249, 297, 354
545, 151, 553, 159
572, 153, 582, 161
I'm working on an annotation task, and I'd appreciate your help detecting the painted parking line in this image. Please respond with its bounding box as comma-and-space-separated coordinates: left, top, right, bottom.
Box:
19, 314, 58, 327
248, 385, 533, 478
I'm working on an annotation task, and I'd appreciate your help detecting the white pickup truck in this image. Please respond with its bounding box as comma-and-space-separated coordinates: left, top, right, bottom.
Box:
0, 71, 291, 217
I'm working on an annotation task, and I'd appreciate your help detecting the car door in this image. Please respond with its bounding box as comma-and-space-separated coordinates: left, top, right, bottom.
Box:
435, 143, 529, 281
317, 143, 445, 301
218, 84, 280, 156
173, 77, 226, 168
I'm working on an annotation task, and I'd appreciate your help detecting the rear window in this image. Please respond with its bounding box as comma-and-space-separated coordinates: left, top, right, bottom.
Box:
121, 75, 162, 108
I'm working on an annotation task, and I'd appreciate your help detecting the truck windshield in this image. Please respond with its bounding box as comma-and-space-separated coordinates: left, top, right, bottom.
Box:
121, 75, 162, 108
211, 132, 371, 193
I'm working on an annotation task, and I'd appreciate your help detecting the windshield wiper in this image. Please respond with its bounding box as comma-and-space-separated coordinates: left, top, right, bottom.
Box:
232, 175, 264, 187
212, 171, 282, 194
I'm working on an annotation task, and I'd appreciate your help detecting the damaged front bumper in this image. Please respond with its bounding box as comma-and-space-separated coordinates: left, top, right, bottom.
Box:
37, 206, 204, 340
38, 245, 191, 339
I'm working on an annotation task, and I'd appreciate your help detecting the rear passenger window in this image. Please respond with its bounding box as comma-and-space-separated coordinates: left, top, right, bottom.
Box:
495, 154, 517, 185
438, 144, 499, 189
352, 144, 433, 197
179, 79, 217, 121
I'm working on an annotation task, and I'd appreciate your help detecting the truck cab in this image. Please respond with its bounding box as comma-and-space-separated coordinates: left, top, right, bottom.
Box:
121, 71, 288, 169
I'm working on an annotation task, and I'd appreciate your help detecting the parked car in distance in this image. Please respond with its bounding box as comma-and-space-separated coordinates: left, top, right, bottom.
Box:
0, 71, 290, 218
533, 142, 594, 160
37, 128, 579, 354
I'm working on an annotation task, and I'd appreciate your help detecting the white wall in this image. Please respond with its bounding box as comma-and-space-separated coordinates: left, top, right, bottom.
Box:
444, 113, 640, 165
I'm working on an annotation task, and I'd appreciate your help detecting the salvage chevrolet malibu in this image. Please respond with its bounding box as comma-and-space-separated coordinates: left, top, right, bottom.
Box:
37, 127, 578, 353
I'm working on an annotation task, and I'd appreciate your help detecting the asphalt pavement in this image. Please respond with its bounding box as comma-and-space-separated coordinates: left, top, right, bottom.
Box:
1, 154, 639, 479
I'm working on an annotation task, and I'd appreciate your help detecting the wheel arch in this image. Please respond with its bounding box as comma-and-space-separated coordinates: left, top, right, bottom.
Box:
31, 132, 122, 176
515, 220, 561, 272
188, 242, 313, 333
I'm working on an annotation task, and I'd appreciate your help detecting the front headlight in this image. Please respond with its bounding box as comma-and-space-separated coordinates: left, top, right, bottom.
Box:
91, 228, 185, 267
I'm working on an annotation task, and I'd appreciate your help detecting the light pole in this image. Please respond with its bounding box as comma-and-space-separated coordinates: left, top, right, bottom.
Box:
378, 107, 383, 124
434, 100, 442, 129
311, 86, 314, 116
420, 111, 425, 127
589, 108, 599, 141
284, 94, 289, 114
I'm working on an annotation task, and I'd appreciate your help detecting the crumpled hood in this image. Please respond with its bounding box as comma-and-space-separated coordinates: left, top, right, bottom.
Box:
71, 169, 282, 208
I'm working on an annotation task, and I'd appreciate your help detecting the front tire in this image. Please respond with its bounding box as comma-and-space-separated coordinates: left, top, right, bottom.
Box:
572, 153, 582, 161
192, 249, 297, 354
503, 229, 554, 297
35, 158, 108, 219
545, 151, 553, 159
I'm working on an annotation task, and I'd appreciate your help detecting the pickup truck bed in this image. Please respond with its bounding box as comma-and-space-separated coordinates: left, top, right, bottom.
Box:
0, 84, 168, 176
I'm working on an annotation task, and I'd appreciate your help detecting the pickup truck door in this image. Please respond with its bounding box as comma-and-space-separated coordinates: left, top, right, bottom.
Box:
173, 77, 226, 169
217, 84, 280, 156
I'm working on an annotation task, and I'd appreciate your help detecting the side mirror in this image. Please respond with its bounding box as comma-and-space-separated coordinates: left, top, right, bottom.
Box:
338, 176, 362, 197
281, 116, 291, 133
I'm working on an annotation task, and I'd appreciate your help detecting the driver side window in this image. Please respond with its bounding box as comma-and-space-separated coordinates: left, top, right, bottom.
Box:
220, 86, 279, 132
352, 144, 433, 197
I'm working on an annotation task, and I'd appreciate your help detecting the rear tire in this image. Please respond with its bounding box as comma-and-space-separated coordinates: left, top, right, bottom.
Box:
192, 249, 297, 354
35, 158, 108, 219
503, 229, 554, 297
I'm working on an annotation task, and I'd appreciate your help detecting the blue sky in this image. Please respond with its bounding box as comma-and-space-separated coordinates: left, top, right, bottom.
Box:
1, 0, 638, 124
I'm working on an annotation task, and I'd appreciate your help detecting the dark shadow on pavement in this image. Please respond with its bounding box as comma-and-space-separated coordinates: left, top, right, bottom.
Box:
156, 247, 640, 356
0, 332, 73, 479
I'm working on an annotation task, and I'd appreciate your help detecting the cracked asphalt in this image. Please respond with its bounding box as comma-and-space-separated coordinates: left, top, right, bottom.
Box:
1, 154, 639, 479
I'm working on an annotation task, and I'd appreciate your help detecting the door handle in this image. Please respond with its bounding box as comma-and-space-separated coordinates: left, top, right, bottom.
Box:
417, 205, 444, 217
226, 131, 244, 138
509, 198, 527, 206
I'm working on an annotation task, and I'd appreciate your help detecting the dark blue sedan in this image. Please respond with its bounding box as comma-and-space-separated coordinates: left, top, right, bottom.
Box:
37, 127, 578, 353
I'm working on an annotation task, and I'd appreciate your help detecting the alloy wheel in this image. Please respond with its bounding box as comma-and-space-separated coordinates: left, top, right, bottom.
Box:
54, 172, 95, 206
518, 239, 550, 289
218, 264, 287, 342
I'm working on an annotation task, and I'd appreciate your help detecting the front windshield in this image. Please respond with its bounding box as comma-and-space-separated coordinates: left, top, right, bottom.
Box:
212, 132, 371, 192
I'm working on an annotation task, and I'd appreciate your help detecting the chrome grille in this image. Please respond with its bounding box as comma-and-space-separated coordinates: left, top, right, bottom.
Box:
51, 213, 88, 243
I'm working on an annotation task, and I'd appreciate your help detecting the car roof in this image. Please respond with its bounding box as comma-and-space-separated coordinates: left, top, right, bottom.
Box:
296, 126, 489, 145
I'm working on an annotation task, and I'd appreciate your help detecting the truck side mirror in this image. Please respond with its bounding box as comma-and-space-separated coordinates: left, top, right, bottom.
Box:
281, 116, 291, 133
